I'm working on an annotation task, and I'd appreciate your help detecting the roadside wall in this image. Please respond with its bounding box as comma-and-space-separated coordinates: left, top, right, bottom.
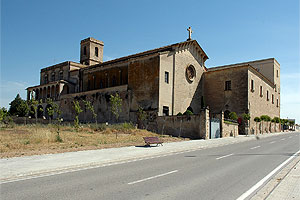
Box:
223, 122, 239, 137
155, 109, 209, 139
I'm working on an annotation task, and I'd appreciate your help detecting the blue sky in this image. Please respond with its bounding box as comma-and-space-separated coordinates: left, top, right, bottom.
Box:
1, 0, 299, 123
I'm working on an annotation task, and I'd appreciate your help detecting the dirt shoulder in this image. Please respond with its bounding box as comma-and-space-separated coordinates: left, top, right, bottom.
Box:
0, 124, 185, 158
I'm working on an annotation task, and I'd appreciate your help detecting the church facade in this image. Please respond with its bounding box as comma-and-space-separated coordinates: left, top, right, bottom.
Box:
26, 35, 280, 136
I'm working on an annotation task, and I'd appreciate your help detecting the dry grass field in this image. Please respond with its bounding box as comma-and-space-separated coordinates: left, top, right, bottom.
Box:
0, 123, 184, 158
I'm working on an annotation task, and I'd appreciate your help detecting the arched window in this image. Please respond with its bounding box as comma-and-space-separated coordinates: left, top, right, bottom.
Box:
44, 74, 48, 84
95, 47, 98, 57
59, 71, 63, 80
51, 72, 55, 81
224, 110, 230, 119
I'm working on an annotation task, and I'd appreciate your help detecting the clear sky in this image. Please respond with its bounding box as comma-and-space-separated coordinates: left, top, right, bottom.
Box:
1, 0, 299, 123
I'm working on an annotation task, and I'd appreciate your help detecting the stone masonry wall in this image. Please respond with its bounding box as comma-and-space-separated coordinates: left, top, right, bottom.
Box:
222, 122, 239, 137
156, 109, 209, 139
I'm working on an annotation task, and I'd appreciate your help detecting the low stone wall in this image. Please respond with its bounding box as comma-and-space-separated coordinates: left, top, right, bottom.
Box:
155, 109, 209, 139
222, 121, 239, 137
11, 117, 51, 125
252, 121, 281, 134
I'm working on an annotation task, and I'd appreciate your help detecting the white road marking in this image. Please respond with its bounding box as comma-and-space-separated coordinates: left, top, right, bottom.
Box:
216, 153, 234, 160
281, 138, 286, 141
236, 149, 300, 200
270, 141, 276, 144
250, 146, 261, 150
128, 170, 178, 185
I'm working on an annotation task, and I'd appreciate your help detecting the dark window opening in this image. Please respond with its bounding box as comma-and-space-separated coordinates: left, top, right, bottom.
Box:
201, 96, 204, 108
277, 70, 279, 77
99, 80, 103, 89
119, 70, 123, 85
112, 76, 116, 87
51, 73, 55, 82
260, 86, 263, 97
277, 99, 279, 107
87, 80, 91, 91
44, 75, 48, 84
93, 76, 96, 90
83, 46, 87, 55
59, 71, 63, 80
251, 80, 254, 92
267, 90, 269, 101
272, 94, 274, 104
165, 71, 169, 84
225, 80, 231, 91
163, 106, 169, 116
95, 47, 98, 57
224, 110, 230, 119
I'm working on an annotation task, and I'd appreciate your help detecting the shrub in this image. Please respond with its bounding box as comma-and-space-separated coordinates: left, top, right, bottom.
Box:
242, 113, 250, 121
229, 112, 238, 120
184, 110, 193, 115
177, 112, 183, 116
254, 117, 261, 122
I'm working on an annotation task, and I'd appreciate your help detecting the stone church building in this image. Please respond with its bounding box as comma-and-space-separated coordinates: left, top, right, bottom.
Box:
27, 33, 280, 137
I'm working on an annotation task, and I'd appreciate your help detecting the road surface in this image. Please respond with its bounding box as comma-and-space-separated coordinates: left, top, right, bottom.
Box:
1, 132, 299, 200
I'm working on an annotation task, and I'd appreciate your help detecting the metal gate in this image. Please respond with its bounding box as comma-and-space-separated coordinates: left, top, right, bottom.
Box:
210, 118, 220, 139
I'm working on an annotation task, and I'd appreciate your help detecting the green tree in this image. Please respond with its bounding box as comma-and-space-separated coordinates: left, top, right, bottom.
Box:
229, 112, 238, 120
110, 93, 122, 139
0, 107, 8, 122
137, 106, 147, 129
83, 100, 97, 126
73, 100, 83, 130
8, 94, 28, 117
110, 93, 122, 122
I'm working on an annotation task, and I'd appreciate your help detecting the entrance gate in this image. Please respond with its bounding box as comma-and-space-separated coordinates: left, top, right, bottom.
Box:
210, 118, 221, 139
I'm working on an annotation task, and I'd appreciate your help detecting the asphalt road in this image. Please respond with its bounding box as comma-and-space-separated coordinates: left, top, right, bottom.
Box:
1, 132, 299, 200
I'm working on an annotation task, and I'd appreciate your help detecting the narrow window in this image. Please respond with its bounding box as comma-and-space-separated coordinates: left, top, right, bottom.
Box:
277, 99, 279, 107
276, 70, 279, 77
87, 80, 91, 91
163, 106, 169, 116
260, 86, 263, 97
99, 80, 103, 89
275, 84, 277, 92
267, 90, 269, 101
93, 75, 96, 89
272, 94, 274, 104
225, 80, 231, 91
59, 71, 63, 80
112, 76, 116, 87
119, 70, 122, 85
44, 74, 48, 84
165, 71, 169, 84
83, 46, 87, 55
51, 72, 55, 82
95, 47, 98, 57
251, 80, 254, 92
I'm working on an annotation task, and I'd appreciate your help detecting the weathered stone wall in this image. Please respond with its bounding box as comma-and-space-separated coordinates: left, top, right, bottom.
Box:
204, 66, 249, 116
222, 122, 239, 137
128, 55, 160, 113
173, 44, 205, 115
155, 109, 209, 139
248, 69, 280, 132
59, 85, 130, 123
252, 121, 281, 134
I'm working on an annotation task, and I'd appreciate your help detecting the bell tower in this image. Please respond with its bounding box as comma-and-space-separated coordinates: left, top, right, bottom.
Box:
80, 37, 104, 65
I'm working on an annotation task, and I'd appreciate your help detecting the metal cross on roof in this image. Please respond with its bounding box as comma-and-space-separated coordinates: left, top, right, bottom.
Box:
187, 27, 192, 41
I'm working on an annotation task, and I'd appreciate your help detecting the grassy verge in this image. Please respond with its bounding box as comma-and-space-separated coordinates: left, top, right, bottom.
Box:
0, 123, 184, 158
